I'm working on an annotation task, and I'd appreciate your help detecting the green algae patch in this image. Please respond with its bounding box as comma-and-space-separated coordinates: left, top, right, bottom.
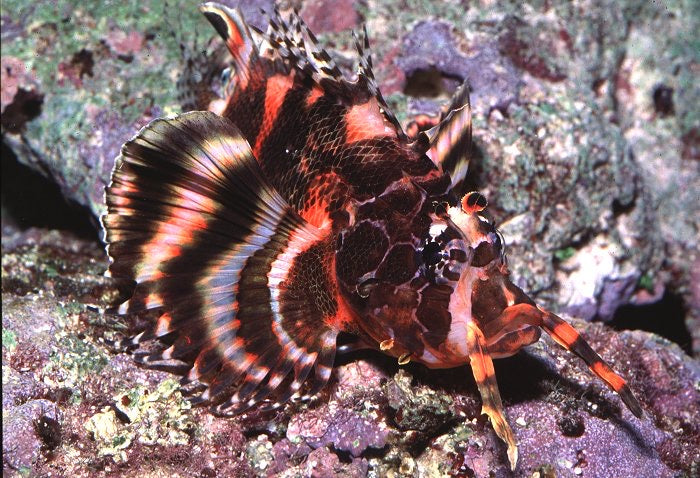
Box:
114, 379, 194, 446
2, 0, 205, 216
385, 369, 455, 434
638, 273, 655, 292
554, 247, 576, 262
43, 332, 109, 389
245, 434, 275, 476
84, 407, 132, 461
2, 328, 18, 352
1, 0, 201, 117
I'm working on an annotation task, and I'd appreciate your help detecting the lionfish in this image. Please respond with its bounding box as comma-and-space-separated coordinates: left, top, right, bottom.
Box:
102, 2, 643, 469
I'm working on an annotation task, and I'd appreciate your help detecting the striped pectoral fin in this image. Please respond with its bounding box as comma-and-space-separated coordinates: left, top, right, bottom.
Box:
420, 81, 472, 192
182, 227, 342, 416
466, 321, 518, 471
210, 236, 343, 414
540, 310, 644, 418
104, 110, 341, 414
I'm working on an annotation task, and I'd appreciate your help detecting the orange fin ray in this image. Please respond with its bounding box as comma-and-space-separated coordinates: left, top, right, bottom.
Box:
483, 303, 643, 418
466, 322, 518, 471
540, 310, 644, 418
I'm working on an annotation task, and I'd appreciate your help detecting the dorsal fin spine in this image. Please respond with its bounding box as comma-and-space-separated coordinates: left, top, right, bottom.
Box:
199, 3, 260, 89
352, 25, 406, 139
422, 81, 473, 190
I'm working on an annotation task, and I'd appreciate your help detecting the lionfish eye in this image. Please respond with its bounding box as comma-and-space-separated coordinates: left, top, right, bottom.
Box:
422, 241, 444, 266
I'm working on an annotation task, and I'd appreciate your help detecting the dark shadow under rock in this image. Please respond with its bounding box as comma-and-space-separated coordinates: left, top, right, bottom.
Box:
1, 142, 98, 240
610, 291, 692, 356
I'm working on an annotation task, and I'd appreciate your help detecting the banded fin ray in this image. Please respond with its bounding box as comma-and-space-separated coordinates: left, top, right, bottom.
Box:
104, 111, 341, 413
199, 1, 406, 142
467, 321, 518, 470
421, 81, 473, 192
264, 6, 344, 83
352, 25, 404, 137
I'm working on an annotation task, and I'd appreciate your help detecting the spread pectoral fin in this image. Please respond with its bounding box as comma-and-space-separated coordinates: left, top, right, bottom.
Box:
104, 111, 341, 413
466, 321, 518, 471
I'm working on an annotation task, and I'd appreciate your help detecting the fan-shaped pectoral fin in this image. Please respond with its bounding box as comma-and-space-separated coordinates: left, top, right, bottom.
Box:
103, 110, 347, 415
466, 321, 518, 471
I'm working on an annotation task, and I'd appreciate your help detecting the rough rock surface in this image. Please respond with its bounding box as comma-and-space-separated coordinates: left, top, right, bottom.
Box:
2, 227, 699, 477
3, 0, 697, 350
2, 0, 699, 477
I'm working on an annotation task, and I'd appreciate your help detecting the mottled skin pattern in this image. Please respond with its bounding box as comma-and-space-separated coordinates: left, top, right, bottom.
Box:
102, 3, 643, 470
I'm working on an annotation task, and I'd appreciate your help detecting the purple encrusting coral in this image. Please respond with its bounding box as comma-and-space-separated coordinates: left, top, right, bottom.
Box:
287, 403, 389, 458
2, 225, 699, 477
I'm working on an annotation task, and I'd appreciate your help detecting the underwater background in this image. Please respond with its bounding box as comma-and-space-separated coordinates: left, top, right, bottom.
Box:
2, 0, 698, 476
